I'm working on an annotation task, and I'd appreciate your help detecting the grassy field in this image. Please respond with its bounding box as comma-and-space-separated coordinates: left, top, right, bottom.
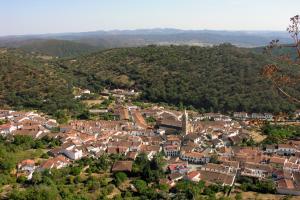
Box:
14, 149, 45, 163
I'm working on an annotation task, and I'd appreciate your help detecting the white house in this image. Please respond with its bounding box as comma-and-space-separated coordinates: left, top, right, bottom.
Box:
17, 159, 36, 180
180, 152, 210, 164
0, 123, 17, 136
62, 146, 83, 160
164, 145, 180, 157
264, 113, 274, 121
82, 89, 91, 94
241, 162, 272, 179
265, 145, 277, 154
277, 144, 297, 156
156, 129, 166, 135
233, 112, 248, 120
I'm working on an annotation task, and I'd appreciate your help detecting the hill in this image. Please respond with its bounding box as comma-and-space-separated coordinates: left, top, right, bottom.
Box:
0, 48, 83, 115
1, 45, 299, 114
253, 45, 299, 60
58, 44, 300, 113
18, 39, 100, 57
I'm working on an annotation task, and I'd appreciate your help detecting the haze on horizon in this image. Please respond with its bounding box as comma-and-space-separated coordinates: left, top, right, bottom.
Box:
1, 0, 300, 36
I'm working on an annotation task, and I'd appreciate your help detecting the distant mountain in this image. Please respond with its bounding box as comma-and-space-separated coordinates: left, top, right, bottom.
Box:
0, 29, 293, 55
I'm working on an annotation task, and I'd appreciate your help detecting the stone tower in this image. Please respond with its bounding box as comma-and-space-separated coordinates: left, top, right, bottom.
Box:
182, 109, 189, 135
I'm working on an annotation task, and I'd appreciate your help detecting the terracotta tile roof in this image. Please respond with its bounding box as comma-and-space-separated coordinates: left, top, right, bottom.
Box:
111, 161, 133, 172
168, 172, 184, 181
118, 146, 129, 154
218, 147, 233, 154
114, 106, 130, 120
269, 156, 286, 165
183, 151, 205, 159
199, 170, 235, 186
278, 143, 295, 149
244, 162, 272, 172
14, 129, 43, 138
19, 159, 35, 167
40, 155, 70, 170
131, 111, 148, 129
159, 118, 182, 128
187, 171, 200, 180
141, 145, 160, 152
288, 156, 298, 163
164, 145, 179, 151
126, 151, 138, 160
221, 160, 239, 169
0, 123, 11, 130
277, 179, 295, 189
202, 163, 229, 172
166, 135, 182, 141
168, 163, 188, 171
107, 147, 118, 154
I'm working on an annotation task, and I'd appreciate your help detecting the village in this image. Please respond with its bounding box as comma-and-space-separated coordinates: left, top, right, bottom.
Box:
1, 88, 300, 197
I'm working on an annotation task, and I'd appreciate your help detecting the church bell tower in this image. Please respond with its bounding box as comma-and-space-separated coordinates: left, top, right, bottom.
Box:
182, 109, 189, 135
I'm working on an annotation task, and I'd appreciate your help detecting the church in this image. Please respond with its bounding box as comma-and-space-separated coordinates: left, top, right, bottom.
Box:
182, 110, 193, 135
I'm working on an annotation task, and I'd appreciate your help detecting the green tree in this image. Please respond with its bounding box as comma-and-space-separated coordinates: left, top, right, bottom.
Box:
133, 179, 148, 194
114, 172, 128, 186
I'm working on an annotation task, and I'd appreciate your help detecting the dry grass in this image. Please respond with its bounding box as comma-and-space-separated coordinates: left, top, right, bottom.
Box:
0, 185, 13, 199
250, 130, 267, 143
82, 100, 103, 106
230, 192, 298, 200
106, 187, 121, 199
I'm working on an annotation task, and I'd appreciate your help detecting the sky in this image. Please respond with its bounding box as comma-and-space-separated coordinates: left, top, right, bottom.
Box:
0, 0, 300, 36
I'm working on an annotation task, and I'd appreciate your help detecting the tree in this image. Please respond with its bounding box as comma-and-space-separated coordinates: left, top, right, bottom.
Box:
133, 153, 149, 174
9, 185, 60, 200
77, 110, 91, 120
70, 166, 82, 176
235, 192, 243, 200
114, 172, 128, 186
209, 154, 220, 164
54, 110, 70, 124
158, 183, 169, 192
31, 172, 43, 185
263, 15, 300, 103
133, 179, 148, 194
97, 154, 111, 171
86, 176, 100, 192
17, 175, 27, 184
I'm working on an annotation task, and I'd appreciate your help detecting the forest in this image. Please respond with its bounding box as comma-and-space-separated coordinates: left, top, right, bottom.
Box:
1, 44, 300, 118
0, 48, 85, 119
58, 44, 300, 113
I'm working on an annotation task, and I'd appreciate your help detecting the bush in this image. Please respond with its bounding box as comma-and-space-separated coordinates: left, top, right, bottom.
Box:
70, 166, 82, 176
17, 175, 27, 184
133, 179, 148, 193
114, 172, 128, 186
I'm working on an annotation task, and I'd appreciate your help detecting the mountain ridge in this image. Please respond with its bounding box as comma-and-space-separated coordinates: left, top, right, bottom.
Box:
0, 29, 292, 57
